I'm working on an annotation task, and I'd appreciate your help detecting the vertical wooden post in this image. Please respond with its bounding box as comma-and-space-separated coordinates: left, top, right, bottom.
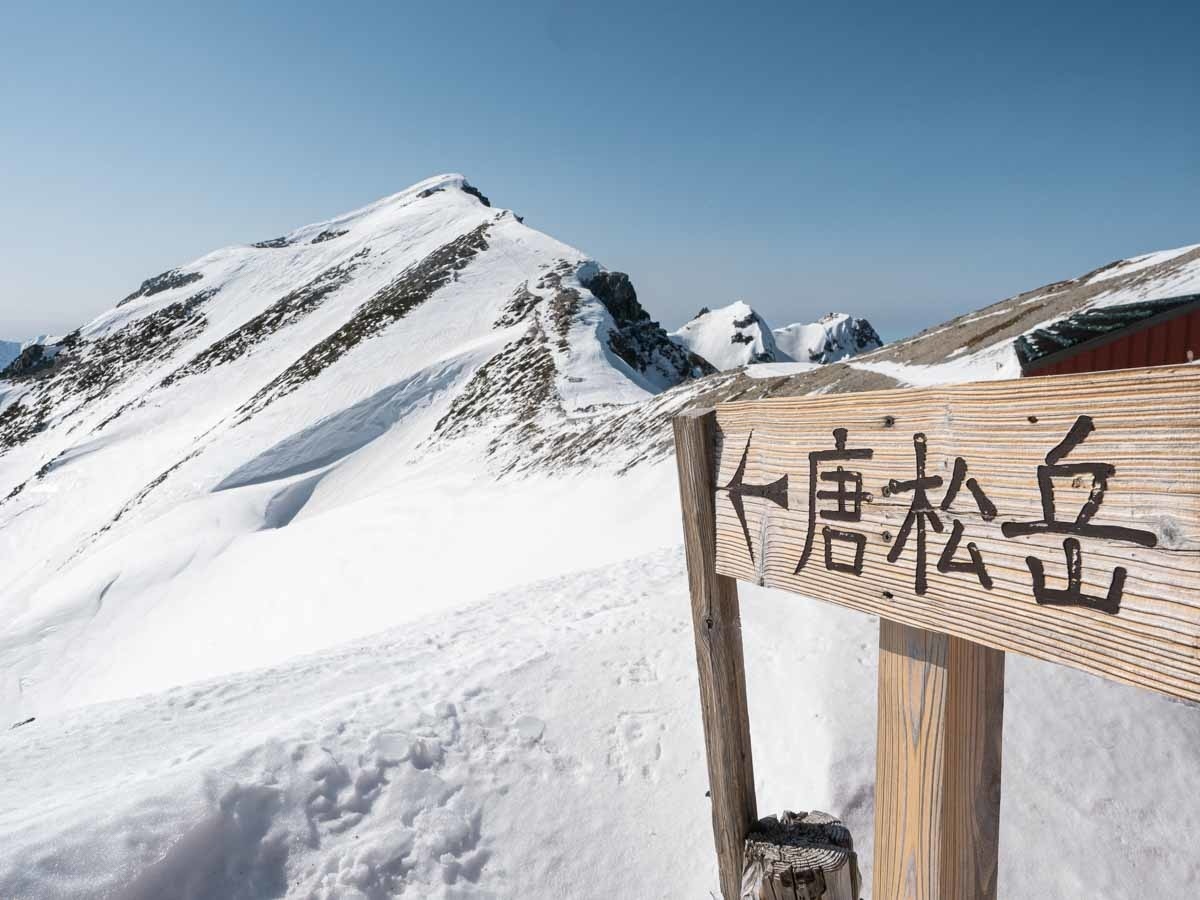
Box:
674, 410, 757, 900
873, 618, 1005, 899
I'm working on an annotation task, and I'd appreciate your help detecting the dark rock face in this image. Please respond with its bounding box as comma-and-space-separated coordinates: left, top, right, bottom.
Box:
311, 229, 348, 244
732, 312, 759, 330
853, 318, 883, 352
586, 272, 648, 324
119, 269, 204, 307
251, 237, 291, 249
580, 269, 715, 383
1, 344, 54, 380
460, 182, 491, 207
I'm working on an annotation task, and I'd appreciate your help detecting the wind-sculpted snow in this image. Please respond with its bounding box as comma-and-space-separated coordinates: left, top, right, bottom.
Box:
220, 360, 472, 491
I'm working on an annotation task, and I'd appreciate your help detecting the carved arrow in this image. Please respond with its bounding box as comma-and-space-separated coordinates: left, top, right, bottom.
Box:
719, 431, 789, 564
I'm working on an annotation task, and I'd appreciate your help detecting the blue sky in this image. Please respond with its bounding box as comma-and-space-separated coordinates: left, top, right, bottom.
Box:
2, 0, 1197, 341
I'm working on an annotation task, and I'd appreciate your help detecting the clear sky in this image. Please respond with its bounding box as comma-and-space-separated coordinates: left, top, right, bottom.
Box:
2, 1, 1197, 342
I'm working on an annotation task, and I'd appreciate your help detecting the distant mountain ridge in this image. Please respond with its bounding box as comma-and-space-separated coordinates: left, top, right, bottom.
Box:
667, 301, 881, 371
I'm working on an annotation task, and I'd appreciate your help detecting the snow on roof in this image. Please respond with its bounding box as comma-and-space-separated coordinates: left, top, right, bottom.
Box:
1015, 292, 1200, 370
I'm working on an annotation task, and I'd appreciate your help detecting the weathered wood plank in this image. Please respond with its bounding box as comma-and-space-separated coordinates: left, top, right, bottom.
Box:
674, 409, 757, 900
873, 620, 949, 898
873, 621, 1004, 900
940, 635, 1004, 899
709, 364, 1200, 702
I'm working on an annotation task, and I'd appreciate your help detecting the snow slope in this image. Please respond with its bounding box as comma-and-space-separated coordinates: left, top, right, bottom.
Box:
3, 539, 1198, 899
2, 179, 1199, 897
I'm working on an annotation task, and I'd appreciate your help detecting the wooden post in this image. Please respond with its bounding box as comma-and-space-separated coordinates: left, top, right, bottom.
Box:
674, 409, 757, 900
873, 619, 1004, 899
742, 811, 861, 900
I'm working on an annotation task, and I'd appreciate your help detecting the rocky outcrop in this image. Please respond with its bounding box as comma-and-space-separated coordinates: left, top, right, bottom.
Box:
460, 182, 491, 207
582, 270, 715, 384
118, 269, 204, 307
1, 344, 58, 380
311, 229, 348, 244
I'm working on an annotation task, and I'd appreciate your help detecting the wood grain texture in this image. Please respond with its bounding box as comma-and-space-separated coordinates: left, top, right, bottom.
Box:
940, 636, 1004, 899
873, 621, 1004, 900
742, 811, 860, 900
873, 620, 949, 899
710, 364, 1200, 702
674, 409, 758, 900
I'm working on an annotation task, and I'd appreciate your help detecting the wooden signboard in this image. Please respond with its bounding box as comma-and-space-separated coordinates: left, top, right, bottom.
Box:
673, 364, 1200, 900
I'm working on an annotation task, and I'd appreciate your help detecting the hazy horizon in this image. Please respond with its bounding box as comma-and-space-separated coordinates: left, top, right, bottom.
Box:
3, 1, 1197, 342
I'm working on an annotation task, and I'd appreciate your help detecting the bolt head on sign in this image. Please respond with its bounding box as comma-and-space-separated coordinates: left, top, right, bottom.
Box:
708, 365, 1200, 703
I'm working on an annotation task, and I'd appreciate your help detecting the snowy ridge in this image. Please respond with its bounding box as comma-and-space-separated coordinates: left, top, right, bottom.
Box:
0, 175, 705, 722
844, 240, 1200, 386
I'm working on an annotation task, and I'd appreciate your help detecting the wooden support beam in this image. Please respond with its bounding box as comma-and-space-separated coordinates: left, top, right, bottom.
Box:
873, 618, 1005, 899
674, 409, 758, 900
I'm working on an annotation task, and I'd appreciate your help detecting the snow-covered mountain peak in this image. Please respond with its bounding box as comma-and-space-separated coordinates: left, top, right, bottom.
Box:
0, 176, 718, 716
668, 301, 881, 371
668, 300, 780, 370
773, 311, 883, 364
